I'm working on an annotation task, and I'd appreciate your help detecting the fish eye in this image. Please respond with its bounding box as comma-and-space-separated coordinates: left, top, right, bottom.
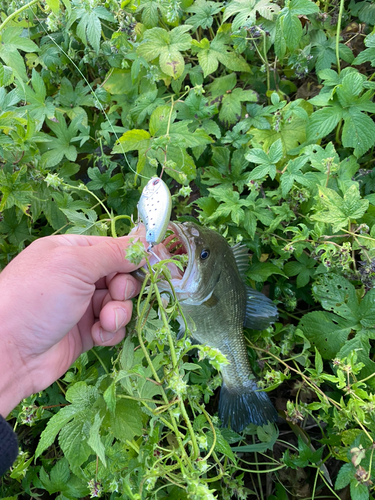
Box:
200, 249, 210, 260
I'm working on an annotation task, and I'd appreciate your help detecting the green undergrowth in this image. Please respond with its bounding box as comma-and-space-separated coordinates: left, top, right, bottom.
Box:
2, 0, 375, 498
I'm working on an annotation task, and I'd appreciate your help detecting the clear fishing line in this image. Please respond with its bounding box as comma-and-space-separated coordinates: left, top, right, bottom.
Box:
25, 4, 151, 180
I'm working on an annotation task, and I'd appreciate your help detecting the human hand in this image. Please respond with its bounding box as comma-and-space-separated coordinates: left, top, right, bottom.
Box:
0, 231, 147, 417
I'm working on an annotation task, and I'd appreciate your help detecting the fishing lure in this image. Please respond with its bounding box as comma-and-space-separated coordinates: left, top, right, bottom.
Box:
137, 177, 172, 250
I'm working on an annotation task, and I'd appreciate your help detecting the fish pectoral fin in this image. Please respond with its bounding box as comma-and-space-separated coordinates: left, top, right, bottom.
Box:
202, 294, 219, 308
244, 286, 278, 330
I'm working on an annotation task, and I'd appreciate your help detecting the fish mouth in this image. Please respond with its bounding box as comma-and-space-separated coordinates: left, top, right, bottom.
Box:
151, 222, 195, 288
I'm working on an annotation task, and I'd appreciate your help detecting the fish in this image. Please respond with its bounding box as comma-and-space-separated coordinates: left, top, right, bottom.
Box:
137, 177, 172, 250
133, 221, 278, 432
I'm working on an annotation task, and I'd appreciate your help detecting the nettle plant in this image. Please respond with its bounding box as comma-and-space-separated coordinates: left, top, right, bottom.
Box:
2, 0, 375, 498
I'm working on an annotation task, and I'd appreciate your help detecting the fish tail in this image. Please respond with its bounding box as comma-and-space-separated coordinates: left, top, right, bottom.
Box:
218, 381, 277, 433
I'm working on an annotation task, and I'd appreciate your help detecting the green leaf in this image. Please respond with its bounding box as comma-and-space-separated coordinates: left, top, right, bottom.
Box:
88, 413, 107, 466
312, 185, 369, 232
337, 333, 375, 385
35, 404, 81, 459
312, 274, 359, 320
0, 209, 30, 246
185, 0, 224, 30
350, 480, 369, 500
74, 7, 114, 53
0, 168, 33, 215
109, 400, 143, 442
59, 415, 92, 467
37, 113, 79, 168
247, 261, 286, 281
24, 69, 55, 128
219, 88, 257, 126
307, 106, 343, 141
246, 139, 283, 181
281, 155, 310, 196
112, 129, 151, 154
0, 27, 39, 81
103, 382, 116, 414
341, 107, 375, 158
192, 33, 251, 78
207, 429, 236, 462
289, 0, 320, 15
137, 26, 192, 79
315, 347, 323, 375
45, 0, 60, 14
223, 0, 280, 31
283, 11, 302, 51
299, 311, 352, 359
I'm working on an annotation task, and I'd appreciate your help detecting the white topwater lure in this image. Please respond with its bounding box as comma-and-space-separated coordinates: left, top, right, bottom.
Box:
137, 177, 172, 250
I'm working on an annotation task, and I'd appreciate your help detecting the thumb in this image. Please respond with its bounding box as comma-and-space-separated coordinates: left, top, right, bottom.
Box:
66, 234, 148, 283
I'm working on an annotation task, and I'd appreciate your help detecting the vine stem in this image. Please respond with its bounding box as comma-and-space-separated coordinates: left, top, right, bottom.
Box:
335, 0, 345, 74
152, 272, 200, 460
110, 214, 133, 239
0, 0, 39, 31
135, 270, 193, 466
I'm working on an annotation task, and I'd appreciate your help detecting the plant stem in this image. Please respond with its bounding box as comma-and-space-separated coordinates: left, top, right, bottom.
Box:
135, 276, 193, 466
110, 214, 133, 238
92, 348, 109, 375
152, 273, 200, 460
335, 0, 345, 74
0, 0, 39, 31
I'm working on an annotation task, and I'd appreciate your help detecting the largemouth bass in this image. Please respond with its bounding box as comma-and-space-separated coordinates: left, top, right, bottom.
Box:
133, 221, 278, 432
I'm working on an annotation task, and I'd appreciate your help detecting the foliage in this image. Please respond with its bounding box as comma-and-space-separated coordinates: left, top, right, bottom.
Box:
2, 0, 375, 499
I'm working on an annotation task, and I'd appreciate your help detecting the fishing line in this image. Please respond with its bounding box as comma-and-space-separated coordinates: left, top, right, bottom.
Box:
25, 3, 151, 180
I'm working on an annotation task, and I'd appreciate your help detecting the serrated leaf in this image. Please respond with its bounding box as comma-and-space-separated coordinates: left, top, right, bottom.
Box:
299, 311, 352, 359
112, 129, 151, 154
45, 0, 60, 14
59, 416, 92, 467
103, 382, 116, 414
283, 11, 302, 51
186, 0, 224, 30
86, 11, 102, 53
223, 0, 280, 31
307, 106, 343, 141
137, 26, 192, 79
0, 27, 39, 81
35, 405, 79, 459
312, 185, 369, 232
247, 262, 286, 281
219, 88, 257, 126
341, 107, 375, 158
109, 400, 143, 442
207, 429, 236, 462
337, 333, 375, 386
315, 347, 323, 375
88, 413, 106, 466
289, 0, 319, 15
350, 480, 369, 500
312, 274, 359, 320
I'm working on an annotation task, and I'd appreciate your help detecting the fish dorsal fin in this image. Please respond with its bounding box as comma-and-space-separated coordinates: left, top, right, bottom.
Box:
231, 243, 250, 279
244, 286, 278, 330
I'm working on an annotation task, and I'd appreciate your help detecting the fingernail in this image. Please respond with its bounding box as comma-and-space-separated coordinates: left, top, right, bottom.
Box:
115, 308, 128, 330
124, 280, 136, 300
99, 328, 115, 343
